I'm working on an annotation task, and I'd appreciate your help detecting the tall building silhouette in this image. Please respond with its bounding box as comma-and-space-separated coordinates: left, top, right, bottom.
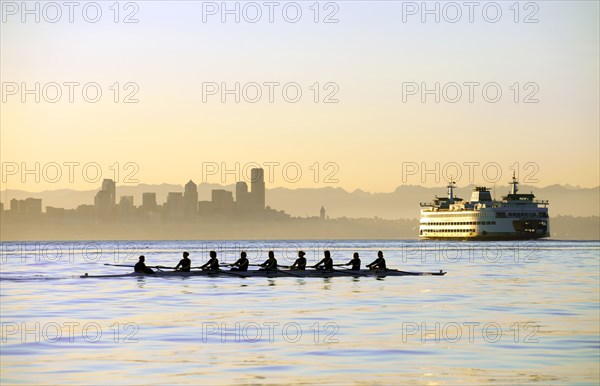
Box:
236, 181, 250, 210
166, 192, 184, 218
95, 179, 116, 217
184, 180, 198, 216
94, 190, 112, 216
320, 206, 326, 220
142, 193, 157, 212
118, 196, 134, 217
250, 168, 265, 210
101, 179, 116, 207
212, 189, 234, 214
10, 198, 42, 214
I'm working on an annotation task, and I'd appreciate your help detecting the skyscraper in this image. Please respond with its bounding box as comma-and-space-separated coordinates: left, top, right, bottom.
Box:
101, 179, 116, 207
184, 180, 198, 216
212, 189, 234, 215
250, 168, 265, 210
142, 193, 157, 212
94, 190, 113, 216
236, 181, 250, 210
118, 196, 135, 217
166, 192, 184, 218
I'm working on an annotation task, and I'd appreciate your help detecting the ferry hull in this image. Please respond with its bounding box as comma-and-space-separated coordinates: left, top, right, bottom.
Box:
419, 232, 550, 241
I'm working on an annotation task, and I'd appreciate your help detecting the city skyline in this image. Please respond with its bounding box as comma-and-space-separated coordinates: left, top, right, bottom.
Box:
4, 168, 288, 218
4, 175, 598, 218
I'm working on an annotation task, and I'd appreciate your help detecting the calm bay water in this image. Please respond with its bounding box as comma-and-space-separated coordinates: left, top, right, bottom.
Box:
1, 239, 598, 385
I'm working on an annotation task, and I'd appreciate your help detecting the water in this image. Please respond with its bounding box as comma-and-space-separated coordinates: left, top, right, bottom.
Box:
1, 240, 598, 385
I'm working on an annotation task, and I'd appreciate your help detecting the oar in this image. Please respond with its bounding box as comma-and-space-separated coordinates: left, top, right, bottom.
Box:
103, 263, 175, 269
249, 263, 277, 270
186, 264, 247, 278
210, 269, 247, 278
334, 267, 370, 277
248, 264, 303, 277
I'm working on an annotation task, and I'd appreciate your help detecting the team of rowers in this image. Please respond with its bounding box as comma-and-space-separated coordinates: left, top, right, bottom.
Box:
134, 250, 387, 274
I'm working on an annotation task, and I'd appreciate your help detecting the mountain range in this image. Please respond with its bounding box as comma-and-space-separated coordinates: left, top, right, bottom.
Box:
2, 183, 598, 219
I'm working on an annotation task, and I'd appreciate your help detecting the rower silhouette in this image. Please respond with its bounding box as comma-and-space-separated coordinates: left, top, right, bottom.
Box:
260, 251, 277, 270
367, 251, 387, 270
200, 251, 219, 271
175, 251, 191, 272
231, 251, 249, 272
291, 250, 307, 270
314, 250, 333, 271
134, 255, 154, 274
345, 252, 361, 270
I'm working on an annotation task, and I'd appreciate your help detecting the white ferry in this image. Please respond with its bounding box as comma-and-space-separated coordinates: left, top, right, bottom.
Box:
419, 174, 550, 240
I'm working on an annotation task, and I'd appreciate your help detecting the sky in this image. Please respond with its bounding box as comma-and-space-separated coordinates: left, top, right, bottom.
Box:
1, 0, 599, 193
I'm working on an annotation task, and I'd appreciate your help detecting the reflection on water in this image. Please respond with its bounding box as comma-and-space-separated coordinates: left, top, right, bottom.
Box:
0, 240, 599, 385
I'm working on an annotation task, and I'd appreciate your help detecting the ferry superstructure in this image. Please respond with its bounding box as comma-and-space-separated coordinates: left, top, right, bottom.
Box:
419, 174, 550, 240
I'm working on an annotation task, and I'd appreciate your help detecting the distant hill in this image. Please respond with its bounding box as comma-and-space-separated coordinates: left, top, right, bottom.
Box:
268, 184, 600, 219
1, 183, 598, 219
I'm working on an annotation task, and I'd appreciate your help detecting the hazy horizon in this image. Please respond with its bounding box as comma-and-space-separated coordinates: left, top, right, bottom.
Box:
2, 180, 600, 195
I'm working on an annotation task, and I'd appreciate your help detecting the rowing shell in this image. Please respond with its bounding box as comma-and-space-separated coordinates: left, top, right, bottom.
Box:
80, 269, 447, 279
